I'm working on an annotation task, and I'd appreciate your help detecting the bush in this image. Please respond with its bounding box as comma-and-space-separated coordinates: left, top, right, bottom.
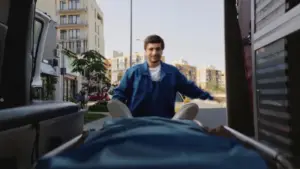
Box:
88, 101, 108, 112
84, 113, 106, 124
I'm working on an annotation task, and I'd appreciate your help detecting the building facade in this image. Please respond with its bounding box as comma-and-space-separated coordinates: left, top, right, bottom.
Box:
56, 0, 104, 55
55, 0, 105, 99
61, 51, 81, 101
196, 68, 207, 88
196, 66, 223, 90
111, 52, 145, 83
172, 59, 197, 83
35, 0, 105, 101
220, 71, 226, 89
110, 51, 165, 83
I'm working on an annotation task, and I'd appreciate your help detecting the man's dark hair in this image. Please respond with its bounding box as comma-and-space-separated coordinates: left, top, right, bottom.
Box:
144, 35, 165, 50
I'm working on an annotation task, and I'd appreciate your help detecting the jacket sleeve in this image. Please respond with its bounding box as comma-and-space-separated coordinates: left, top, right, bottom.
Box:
112, 70, 132, 103
176, 70, 214, 100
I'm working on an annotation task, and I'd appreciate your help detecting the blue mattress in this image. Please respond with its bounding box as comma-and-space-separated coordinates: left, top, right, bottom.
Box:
36, 117, 267, 169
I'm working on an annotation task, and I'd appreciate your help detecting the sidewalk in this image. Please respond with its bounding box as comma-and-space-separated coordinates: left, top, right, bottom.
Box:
87, 111, 110, 116
87, 101, 98, 106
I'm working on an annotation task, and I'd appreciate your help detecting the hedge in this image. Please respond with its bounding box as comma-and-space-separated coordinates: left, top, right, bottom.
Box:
88, 101, 108, 112
84, 113, 106, 124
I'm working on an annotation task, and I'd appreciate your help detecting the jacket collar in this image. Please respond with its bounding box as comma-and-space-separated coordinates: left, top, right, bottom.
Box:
141, 61, 169, 80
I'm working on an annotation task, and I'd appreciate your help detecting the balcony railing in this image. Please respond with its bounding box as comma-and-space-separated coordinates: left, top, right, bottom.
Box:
58, 5, 87, 12
59, 34, 88, 41
60, 45, 88, 55
58, 20, 88, 27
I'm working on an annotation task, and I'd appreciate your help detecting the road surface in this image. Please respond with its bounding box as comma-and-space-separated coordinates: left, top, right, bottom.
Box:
191, 99, 227, 128
84, 100, 227, 130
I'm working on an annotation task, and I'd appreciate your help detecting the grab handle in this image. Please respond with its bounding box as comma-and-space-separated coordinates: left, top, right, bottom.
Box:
223, 126, 293, 169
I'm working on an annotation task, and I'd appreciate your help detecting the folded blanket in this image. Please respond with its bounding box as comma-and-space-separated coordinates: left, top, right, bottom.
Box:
36, 117, 267, 169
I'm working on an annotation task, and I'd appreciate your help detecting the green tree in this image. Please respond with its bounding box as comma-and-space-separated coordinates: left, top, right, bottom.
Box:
62, 49, 107, 93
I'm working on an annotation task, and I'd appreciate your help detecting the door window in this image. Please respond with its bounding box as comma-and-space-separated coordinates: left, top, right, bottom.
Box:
33, 19, 43, 58
175, 93, 183, 102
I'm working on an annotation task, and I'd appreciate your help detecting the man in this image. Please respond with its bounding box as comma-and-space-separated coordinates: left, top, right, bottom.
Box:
79, 89, 87, 109
110, 35, 221, 119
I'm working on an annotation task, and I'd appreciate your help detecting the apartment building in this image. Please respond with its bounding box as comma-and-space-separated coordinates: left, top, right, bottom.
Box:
56, 0, 104, 55
196, 66, 223, 89
220, 72, 226, 89
196, 68, 207, 88
111, 52, 145, 83
172, 59, 197, 82
110, 51, 166, 83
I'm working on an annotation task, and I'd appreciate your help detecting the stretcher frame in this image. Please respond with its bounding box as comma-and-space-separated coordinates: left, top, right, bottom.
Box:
36, 125, 294, 169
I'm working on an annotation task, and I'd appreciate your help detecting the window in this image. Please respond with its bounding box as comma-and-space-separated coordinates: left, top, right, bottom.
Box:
95, 22, 96, 32
68, 42, 71, 49
76, 29, 80, 38
66, 41, 75, 52
83, 40, 87, 52
60, 15, 67, 24
60, 0, 66, 10
95, 36, 97, 45
68, 0, 79, 9
33, 19, 43, 58
69, 29, 80, 39
76, 40, 81, 54
71, 42, 76, 52
68, 15, 80, 24
287, 0, 300, 11
98, 38, 100, 48
60, 30, 67, 40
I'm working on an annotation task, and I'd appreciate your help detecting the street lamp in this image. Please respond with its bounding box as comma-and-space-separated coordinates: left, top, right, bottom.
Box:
129, 0, 133, 67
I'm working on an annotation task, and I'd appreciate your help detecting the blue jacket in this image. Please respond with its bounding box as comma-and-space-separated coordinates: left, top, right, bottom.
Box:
113, 62, 213, 118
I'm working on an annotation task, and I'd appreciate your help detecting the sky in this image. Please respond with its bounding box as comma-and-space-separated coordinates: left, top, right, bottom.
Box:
96, 0, 225, 71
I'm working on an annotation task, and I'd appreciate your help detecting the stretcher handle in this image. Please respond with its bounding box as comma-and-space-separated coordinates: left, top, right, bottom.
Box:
42, 134, 83, 158
223, 126, 293, 169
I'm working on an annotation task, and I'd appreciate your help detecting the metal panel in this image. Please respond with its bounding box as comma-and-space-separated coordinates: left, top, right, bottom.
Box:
255, 0, 285, 31
255, 38, 290, 155
252, 1, 300, 167
253, 3, 300, 50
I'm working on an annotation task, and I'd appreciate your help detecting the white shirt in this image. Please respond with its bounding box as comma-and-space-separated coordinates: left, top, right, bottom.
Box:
149, 64, 161, 81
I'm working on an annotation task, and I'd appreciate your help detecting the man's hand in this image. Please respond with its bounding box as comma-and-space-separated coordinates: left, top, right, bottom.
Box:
193, 121, 235, 139
212, 96, 223, 103
208, 126, 234, 138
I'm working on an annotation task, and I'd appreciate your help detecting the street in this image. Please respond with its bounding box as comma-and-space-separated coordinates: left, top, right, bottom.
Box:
191, 100, 227, 128
84, 100, 227, 130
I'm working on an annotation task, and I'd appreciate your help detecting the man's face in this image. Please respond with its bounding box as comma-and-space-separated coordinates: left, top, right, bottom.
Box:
145, 43, 163, 63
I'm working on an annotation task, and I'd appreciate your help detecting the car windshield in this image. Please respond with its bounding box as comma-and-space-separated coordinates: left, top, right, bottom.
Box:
175, 93, 183, 102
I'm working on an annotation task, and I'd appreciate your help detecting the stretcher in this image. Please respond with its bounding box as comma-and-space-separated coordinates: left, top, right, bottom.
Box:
35, 118, 294, 169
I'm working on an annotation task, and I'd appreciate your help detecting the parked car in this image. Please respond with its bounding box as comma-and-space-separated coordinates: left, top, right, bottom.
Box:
88, 92, 110, 102
175, 92, 191, 113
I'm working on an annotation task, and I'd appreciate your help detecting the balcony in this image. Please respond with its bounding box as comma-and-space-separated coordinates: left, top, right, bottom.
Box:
58, 5, 87, 13
57, 20, 88, 28
59, 34, 87, 42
